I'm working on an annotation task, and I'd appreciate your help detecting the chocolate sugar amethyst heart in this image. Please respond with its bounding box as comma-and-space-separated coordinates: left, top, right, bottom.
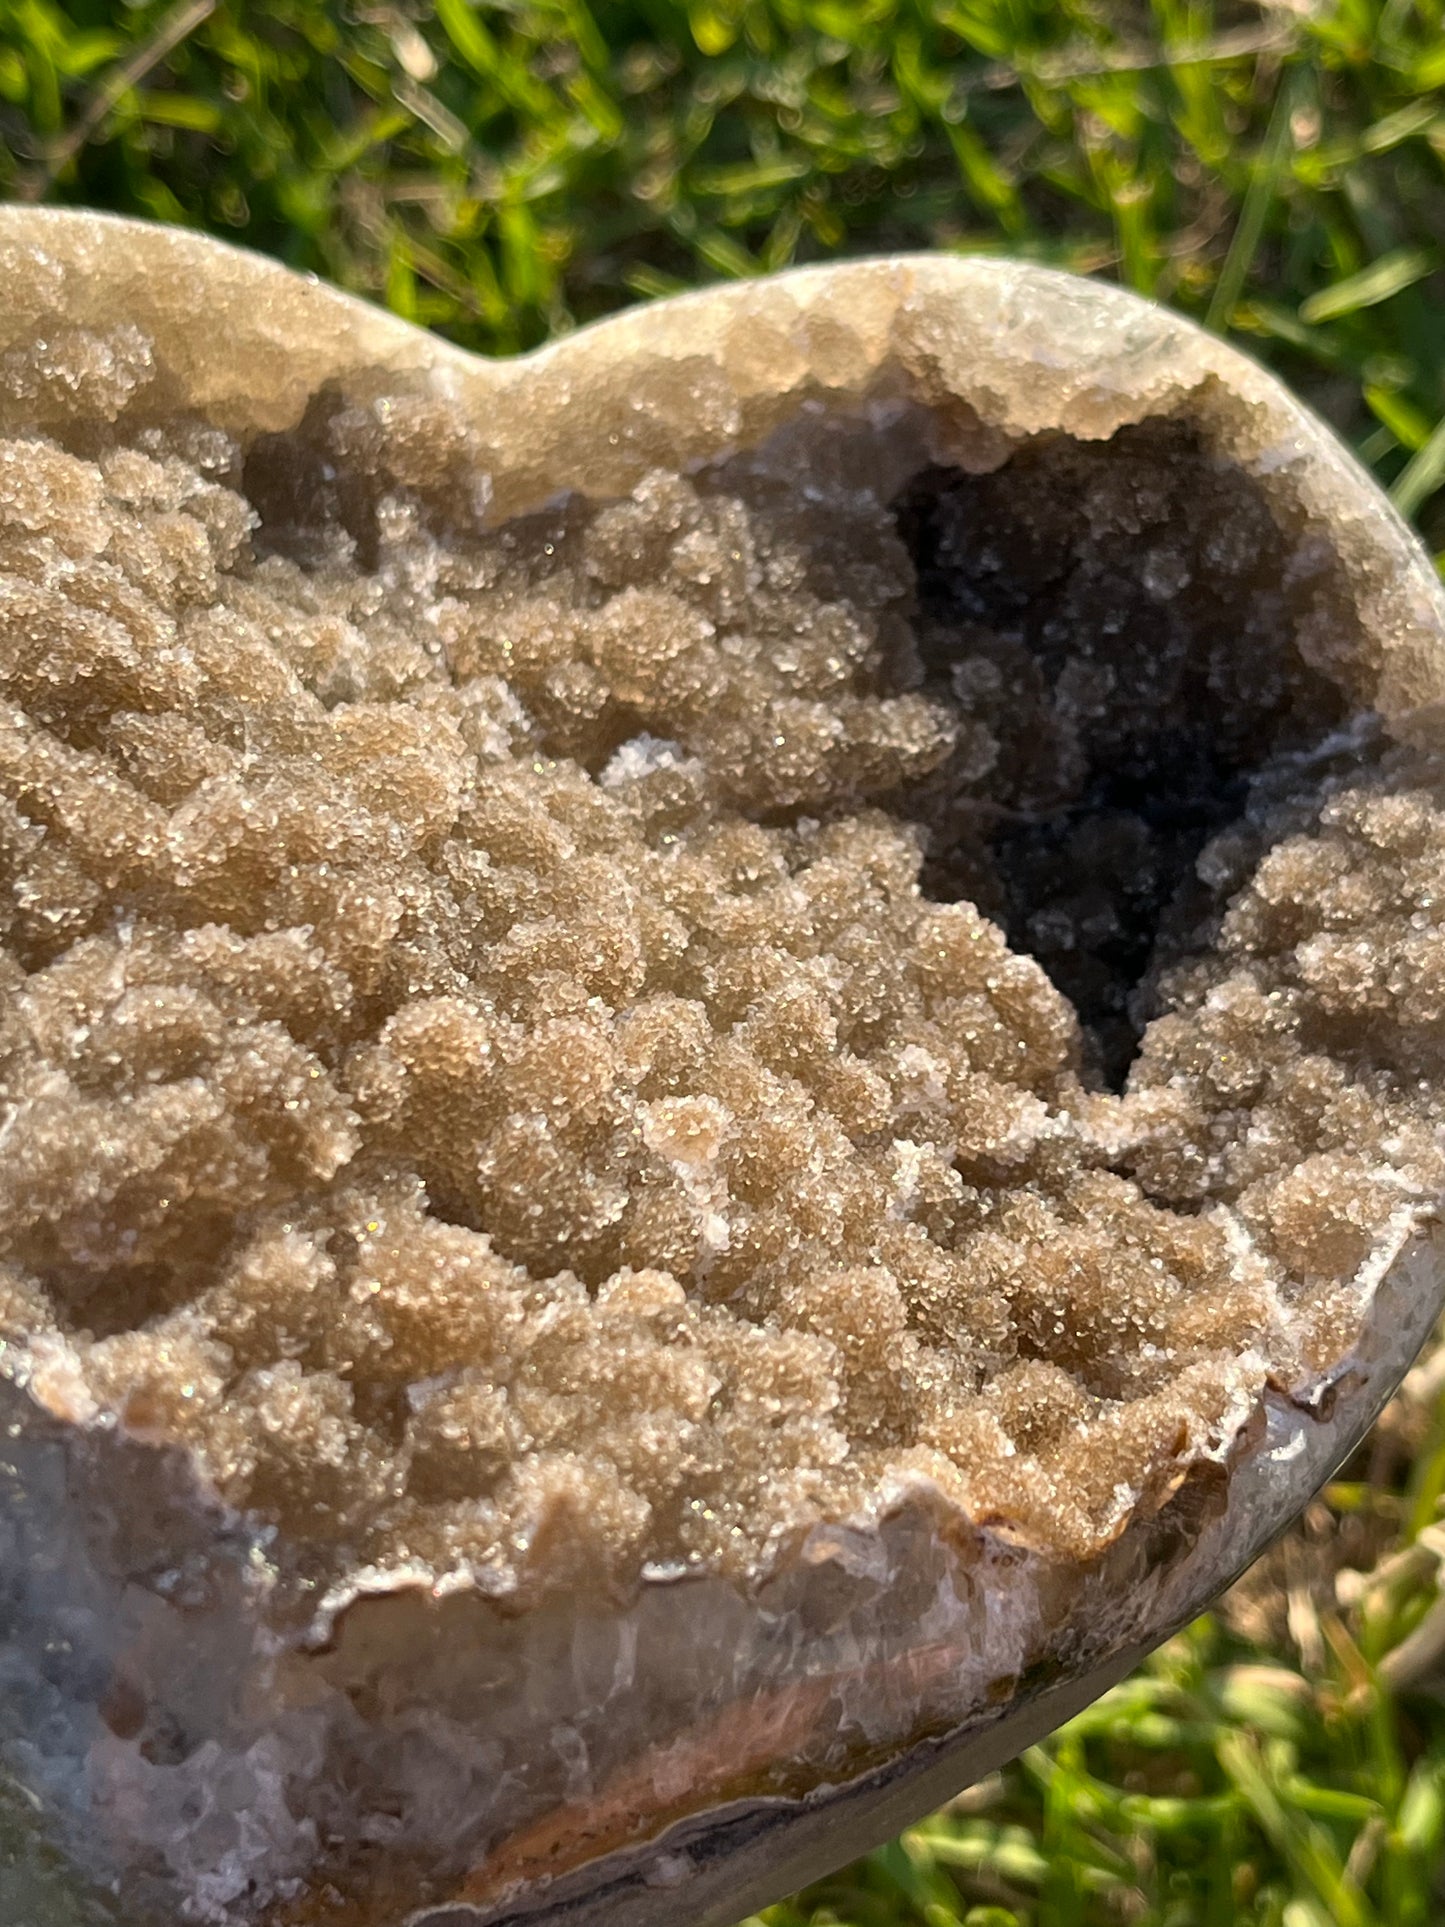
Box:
1, 208, 1444, 1927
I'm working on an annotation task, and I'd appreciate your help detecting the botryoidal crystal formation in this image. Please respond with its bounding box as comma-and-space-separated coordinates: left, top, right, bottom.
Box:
2, 216, 1445, 1926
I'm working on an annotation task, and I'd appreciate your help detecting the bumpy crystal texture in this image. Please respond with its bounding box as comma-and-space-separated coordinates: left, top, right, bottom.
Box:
1, 210, 1444, 1927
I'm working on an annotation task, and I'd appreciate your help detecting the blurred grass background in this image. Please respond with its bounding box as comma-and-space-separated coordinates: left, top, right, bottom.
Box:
2, 2, 1445, 1922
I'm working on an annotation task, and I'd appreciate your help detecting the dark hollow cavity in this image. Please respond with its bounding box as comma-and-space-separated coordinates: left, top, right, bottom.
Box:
242, 389, 382, 572
893, 421, 1349, 1089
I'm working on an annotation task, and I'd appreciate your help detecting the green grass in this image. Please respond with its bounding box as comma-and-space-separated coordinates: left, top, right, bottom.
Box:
3, 2, 1445, 1922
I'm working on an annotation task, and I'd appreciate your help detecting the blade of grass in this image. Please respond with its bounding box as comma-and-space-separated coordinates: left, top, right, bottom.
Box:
1219, 1730, 1377, 1927
1392, 415, 1445, 520
1205, 65, 1302, 333
1300, 246, 1439, 322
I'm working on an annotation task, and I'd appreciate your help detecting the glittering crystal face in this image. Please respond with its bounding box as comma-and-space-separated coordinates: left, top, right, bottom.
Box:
1, 217, 1443, 1927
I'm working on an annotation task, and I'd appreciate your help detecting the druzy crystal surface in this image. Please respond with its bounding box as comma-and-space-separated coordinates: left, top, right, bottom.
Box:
2, 211, 1445, 1926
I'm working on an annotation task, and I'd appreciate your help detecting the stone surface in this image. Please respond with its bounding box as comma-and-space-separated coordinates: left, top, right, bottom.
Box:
1, 209, 1444, 1925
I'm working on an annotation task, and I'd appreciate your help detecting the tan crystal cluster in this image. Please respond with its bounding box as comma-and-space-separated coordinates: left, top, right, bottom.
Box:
1, 234, 1444, 1628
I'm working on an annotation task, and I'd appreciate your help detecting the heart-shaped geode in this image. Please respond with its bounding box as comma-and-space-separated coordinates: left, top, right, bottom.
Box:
2, 209, 1445, 1927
